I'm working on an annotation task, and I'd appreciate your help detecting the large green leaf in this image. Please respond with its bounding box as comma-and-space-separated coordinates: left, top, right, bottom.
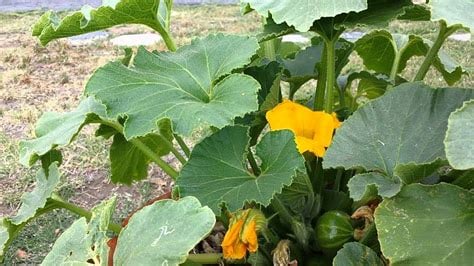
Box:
0, 219, 9, 260
42, 218, 90, 265
348, 173, 401, 201
355, 30, 466, 85
86, 34, 260, 139
334, 0, 414, 29
240, 61, 282, 145
177, 126, 305, 215
258, 15, 295, 42
10, 164, 60, 225
333, 242, 384, 266
375, 183, 473, 265
19, 97, 105, 166
324, 83, 474, 182
42, 197, 116, 265
33, 0, 172, 46
109, 121, 173, 184
244, 61, 282, 111
281, 37, 354, 89
279, 172, 318, 221
339, 71, 392, 111
114, 197, 215, 265
310, 0, 415, 37
429, 0, 474, 30
241, 0, 368, 32
445, 99, 474, 170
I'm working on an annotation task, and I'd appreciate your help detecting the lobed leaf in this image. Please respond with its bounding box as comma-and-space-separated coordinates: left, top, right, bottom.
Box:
33, 0, 173, 46
324, 83, 474, 182
333, 242, 384, 266
19, 97, 106, 166
42, 197, 116, 265
355, 30, 466, 85
279, 172, 319, 221
339, 71, 392, 111
239, 61, 282, 145
86, 34, 260, 139
10, 163, 60, 225
445, 99, 474, 170
281, 37, 354, 88
309, 0, 416, 36
334, 0, 415, 29
177, 126, 305, 215
241, 0, 368, 32
114, 197, 215, 265
109, 121, 173, 184
348, 173, 402, 201
257, 15, 295, 42
375, 183, 474, 265
429, 0, 474, 30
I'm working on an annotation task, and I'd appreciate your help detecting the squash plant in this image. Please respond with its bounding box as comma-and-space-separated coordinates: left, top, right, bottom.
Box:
1, 0, 473, 265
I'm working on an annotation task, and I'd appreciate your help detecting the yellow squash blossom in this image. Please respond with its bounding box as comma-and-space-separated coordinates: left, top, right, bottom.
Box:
222, 209, 266, 259
266, 100, 341, 157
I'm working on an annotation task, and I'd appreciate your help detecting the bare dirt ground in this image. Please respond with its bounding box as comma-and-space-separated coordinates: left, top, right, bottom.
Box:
0, 4, 472, 264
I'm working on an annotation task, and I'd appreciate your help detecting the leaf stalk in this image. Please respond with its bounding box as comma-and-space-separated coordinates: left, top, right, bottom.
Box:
174, 134, 191, 158
98, 119, 179, 179
414, 20, 461, 81
323, 37, 337, 113
49, 195, 122, 234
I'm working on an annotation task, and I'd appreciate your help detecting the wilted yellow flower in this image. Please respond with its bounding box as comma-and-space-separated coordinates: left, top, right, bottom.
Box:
266, 100, 341, 157
222, 209, 266, 259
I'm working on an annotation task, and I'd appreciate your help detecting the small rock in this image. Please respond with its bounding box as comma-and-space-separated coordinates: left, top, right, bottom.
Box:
15, 249, 28, 260
201, 240, 216, 253
213, 221, 226, 232
110, 33, 162, 47
341, 31, 365, 42
282, 34, 310, 44
68, 31, 109, 46
449, 33, 471, 42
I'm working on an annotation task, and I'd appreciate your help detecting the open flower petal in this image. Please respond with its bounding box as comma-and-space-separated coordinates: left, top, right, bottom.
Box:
266, 100, 341, 157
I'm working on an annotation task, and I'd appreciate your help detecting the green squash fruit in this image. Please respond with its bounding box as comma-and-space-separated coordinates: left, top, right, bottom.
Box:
315, 211, 353, 250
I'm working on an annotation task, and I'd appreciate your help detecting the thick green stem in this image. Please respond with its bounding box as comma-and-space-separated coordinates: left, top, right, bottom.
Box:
312, 158, 324, 193
314, 49, 327, 111
247, 151, 261, 176
414, 21, 459, 81
161, 31, 177, 52
174, 134, 191, 158
387, 39, 403, 90
323, 38, 337, 113
98, 119, 179, 179
333, 168, 344, 191
157, 134, 187, 164
289, 83, 298, 100
389, 47, 402, 82
337, 85, 346, 110
49, 196, 122, 234
271, 196, 296, 225
150, 22, 177, 52
130, 138, 179, 179
262, 38, 278, 61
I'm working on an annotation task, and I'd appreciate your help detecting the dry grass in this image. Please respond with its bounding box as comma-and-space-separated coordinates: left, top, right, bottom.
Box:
0, 4, 472, 264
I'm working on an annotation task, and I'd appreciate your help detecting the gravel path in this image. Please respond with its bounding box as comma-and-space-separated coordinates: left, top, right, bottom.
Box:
0, 0, 237, 12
